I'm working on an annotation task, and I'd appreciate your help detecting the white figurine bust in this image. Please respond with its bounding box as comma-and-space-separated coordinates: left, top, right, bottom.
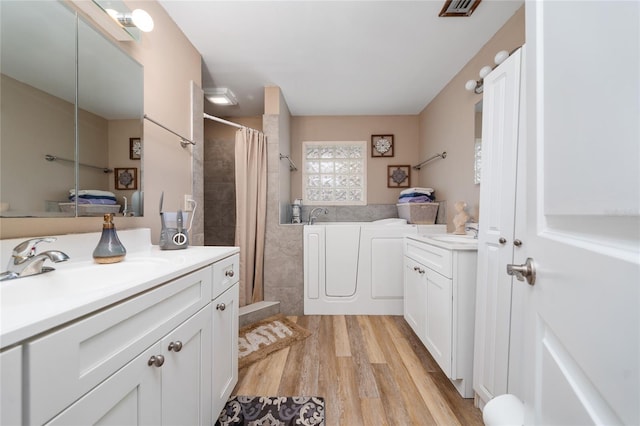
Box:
452, 201, 470, 235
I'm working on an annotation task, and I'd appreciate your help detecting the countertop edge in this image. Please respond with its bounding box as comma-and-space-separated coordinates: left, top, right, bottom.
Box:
0, 245, 239, 349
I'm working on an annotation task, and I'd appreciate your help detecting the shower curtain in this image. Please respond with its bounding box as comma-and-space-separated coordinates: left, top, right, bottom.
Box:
234, 127, 267, 306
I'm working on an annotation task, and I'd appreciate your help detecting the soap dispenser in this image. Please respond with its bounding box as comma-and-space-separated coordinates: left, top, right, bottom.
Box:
93, 213, 126, 264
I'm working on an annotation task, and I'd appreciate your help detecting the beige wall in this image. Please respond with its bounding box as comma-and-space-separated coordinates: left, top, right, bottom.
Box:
290, 115, 420, 205
0, 75, 112, 213
0, 1, 201, 240
418, 6, 525, 231
108, 119, 142, 203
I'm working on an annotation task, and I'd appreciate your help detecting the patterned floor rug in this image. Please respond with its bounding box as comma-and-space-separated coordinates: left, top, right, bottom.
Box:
216, 396, 325, 426
238, 314, 311, 369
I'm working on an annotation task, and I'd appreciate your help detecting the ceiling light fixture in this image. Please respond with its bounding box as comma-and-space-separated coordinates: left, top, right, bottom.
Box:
205, 88, 238, 106
465, 50, 511, 94
106, 8, 154, 32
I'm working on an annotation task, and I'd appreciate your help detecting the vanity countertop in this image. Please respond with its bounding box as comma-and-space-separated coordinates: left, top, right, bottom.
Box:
0, 229, 239, 349
407, 233, 478, 251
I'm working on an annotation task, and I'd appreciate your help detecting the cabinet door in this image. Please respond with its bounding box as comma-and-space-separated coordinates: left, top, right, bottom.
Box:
424, 271, 453, 378
1, 346, 22, 426
45, 344, 162, 426
161, 305, 212, 426
212, 282, 239, 420
403, 257, 427, 340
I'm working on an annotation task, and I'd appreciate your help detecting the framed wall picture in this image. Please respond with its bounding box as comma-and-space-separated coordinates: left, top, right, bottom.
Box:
129, 137, 141, 160
371, 134, 394, 157
115, 167, 138, 190
387, 165, 410, 188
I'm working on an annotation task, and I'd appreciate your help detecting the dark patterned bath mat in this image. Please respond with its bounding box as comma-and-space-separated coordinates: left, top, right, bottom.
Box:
215, 395, 325, 426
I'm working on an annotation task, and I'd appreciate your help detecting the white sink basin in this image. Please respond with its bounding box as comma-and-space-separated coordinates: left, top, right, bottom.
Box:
429, 234, 477, 244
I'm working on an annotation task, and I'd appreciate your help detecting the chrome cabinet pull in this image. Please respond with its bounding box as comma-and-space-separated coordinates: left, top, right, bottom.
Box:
148, 355, 165, 367
413, 266, 425, 275
217, 303, 226, 311
168, 341, 183, 352
506, 258, 536, 285
225, 269, 235, 278
513, 239, 522, 247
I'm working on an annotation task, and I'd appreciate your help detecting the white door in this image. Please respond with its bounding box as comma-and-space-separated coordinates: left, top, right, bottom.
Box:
474, 48, 523, 405
522, 2, 639, 425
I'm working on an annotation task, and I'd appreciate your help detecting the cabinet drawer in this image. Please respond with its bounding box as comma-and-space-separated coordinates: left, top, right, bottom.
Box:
212, 254, 239, 299
405, 239, 452, 278
27, 266, 212, 425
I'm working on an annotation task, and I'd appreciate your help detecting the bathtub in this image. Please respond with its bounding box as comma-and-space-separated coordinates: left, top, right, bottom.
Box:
303, 219, 445, 315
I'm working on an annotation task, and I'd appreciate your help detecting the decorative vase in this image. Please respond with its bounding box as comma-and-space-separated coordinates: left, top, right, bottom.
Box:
93, 213, 126, 264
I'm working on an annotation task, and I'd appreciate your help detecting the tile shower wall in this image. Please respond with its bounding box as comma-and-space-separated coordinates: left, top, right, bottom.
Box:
204, 136, 236, 246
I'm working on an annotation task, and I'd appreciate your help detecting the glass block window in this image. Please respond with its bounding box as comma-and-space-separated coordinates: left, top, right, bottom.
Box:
302, 141, 367, 205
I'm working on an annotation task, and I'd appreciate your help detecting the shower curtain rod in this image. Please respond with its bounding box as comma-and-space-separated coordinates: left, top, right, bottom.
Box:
203, 113, 261, 133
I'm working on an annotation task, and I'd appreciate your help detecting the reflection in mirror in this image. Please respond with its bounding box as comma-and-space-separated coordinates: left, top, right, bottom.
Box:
474, 100, 483, 185
1, 1, 76, 217
78, 16, 144, 217
0, 1, 144, 218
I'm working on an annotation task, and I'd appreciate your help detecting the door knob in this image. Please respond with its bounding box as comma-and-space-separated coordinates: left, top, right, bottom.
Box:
499, 237, 507, 245
217, 303, 226, 311
506, 258, 536, 285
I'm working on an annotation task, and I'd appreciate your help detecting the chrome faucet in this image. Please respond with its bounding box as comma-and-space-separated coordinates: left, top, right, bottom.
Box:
465, 225, 479, 239
308, 207, 328, 225
1, 237, 69, 281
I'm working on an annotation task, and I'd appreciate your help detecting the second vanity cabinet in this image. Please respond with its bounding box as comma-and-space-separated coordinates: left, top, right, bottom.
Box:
20, 253, 239, 425
404, 235, 477, 398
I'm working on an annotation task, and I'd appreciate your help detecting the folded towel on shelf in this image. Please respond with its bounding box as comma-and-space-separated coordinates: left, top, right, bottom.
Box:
397, 195, 435, 204
70, 197, 117, 205
400, 187, 434, 196
69, 189, 117, 198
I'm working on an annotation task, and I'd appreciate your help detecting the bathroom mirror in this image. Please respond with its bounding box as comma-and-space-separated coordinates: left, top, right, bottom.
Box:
474, 100, 483, 185
0, 1, 143, 218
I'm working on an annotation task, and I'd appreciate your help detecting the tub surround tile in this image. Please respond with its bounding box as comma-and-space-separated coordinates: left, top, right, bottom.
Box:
265, 287, 304, 316
299, 204, 399, 224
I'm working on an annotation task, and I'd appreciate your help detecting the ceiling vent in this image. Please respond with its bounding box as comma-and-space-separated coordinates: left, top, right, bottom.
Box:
439, 0, 482, 17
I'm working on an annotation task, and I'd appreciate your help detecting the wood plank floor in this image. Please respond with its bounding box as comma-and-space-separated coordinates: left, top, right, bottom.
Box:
233, 315, 483, 426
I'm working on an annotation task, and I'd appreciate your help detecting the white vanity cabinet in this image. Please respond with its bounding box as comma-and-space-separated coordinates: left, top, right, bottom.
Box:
403, 235, 477, 398
0, 230, 240, 425
28, 266, 214, 425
